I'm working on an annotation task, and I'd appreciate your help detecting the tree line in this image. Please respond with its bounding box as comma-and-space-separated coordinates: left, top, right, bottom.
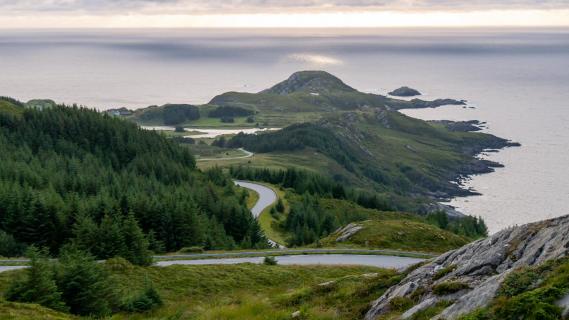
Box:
0, 104, 267, 263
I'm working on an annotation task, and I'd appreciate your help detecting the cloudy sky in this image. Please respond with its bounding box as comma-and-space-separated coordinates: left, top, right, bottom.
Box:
1, 0, 568, 28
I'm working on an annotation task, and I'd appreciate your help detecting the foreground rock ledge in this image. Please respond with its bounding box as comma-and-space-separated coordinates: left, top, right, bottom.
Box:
365, 214, 569, 320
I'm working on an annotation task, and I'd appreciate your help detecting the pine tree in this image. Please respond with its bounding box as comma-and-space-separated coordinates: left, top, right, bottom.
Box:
4, 247, 67, 312
121, 212, 152, 266
56, 245, 115, 316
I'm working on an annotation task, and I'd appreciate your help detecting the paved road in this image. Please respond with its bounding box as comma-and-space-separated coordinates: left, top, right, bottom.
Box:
197, 148, 253, 162
234, 180, 277, 218
234, 180, 285, 248
156, 254, 425, 270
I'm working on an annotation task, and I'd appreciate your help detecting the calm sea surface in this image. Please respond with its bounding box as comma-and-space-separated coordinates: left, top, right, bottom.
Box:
1, 28, 568, 233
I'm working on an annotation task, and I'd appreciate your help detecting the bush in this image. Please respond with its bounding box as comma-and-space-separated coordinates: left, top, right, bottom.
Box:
389, 296, 414, 312
104, 257, 134, 272
433, 281, 470, 296
178, 246, 204, 254
263, 256, 278, 265
122, 279, 163, 313
221, 116, 235, 123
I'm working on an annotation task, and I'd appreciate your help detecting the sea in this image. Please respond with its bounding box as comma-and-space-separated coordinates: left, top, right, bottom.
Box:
1, 28, 568, 233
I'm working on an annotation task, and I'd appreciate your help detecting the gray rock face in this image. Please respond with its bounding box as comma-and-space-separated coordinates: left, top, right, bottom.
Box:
365, 214, 569, 320
334, 223, 364, 242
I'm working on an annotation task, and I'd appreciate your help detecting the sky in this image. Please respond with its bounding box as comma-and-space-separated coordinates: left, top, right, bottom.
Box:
1, 0, 569, 28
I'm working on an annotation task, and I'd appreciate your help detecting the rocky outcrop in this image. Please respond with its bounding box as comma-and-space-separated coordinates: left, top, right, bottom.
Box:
410, 98, 466, 109
365, 215, 569, 320
389, 86, 422, 97
334, 223, 364, 242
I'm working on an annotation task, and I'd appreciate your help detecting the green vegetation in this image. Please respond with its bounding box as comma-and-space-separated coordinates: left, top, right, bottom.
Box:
320, 219, 469, 253
433, 264, 457, 280
208, 106, 255, 118
459, 258, 569, 320
225, 111, 511, 201
133, 103, 200, 125
6, 247, 132, 317
0, 102, 267, 264
432, 281, 470, 295
0, 261, 400, 319
230, 166, 487, 248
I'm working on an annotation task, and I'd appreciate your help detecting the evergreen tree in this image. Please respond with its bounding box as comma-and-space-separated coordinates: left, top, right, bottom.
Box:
121, 212, 152, 266
56, 245, 115, 317
4, 247, 67, 312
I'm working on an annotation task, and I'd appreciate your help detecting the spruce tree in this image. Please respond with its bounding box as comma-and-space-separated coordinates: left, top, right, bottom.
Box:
4, 247, 67, 312
121, 212, 152, 266
56, 245, 115, 317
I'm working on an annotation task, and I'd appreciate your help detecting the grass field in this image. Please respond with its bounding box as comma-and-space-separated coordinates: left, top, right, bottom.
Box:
319, 219, 470, 254
0, 262, 402, 320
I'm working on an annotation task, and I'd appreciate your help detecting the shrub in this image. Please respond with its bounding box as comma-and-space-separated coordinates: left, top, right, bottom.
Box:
263, 256, 278, 265
122, 280, 163, 313
433, 281, 470, 296
433, 265, 457, 280
178, 246, 204, 254
389, 296, 414, 312
104, 257, 134, 272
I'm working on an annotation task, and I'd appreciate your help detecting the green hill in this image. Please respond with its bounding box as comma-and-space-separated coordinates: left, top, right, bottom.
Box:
0, 100, 266, 260
0, 97, 24, 117
131, 103, 200, 125
225, 109, 516, 201
128, 71, 465, 127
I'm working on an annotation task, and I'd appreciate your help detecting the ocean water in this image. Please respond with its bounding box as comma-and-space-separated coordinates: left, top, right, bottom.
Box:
1, 28, 568, 233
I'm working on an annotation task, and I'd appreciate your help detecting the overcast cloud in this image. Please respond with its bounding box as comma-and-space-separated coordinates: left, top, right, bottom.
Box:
2, 0, 569, 15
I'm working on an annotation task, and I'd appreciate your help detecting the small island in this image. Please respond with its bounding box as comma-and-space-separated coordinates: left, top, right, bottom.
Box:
388, 86, 422, 97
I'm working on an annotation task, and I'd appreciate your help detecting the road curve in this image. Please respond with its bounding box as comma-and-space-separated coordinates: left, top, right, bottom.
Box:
197, 148, 253, 162
234, 180, 277, 218
233, 180, 286, 248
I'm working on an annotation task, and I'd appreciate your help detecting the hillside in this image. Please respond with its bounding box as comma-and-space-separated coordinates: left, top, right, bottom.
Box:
0, 261, 396, 320
209, 71, 465, 123
224, 108, 517, 204
365, 214, 569, 320
319, 219, 469, 254
126, 71, 466, 127
129, 103, 201, 125
0, 101, 266, 261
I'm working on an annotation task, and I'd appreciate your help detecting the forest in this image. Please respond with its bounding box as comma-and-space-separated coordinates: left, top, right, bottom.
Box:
136, 104, 200, 125
0, 102, 266, 263
208, 106, 255, 118
229, 166, 488, 246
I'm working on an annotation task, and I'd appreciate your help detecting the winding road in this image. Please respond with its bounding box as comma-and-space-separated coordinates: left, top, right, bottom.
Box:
197, 148, 254, 162
233, 180, 284, 248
